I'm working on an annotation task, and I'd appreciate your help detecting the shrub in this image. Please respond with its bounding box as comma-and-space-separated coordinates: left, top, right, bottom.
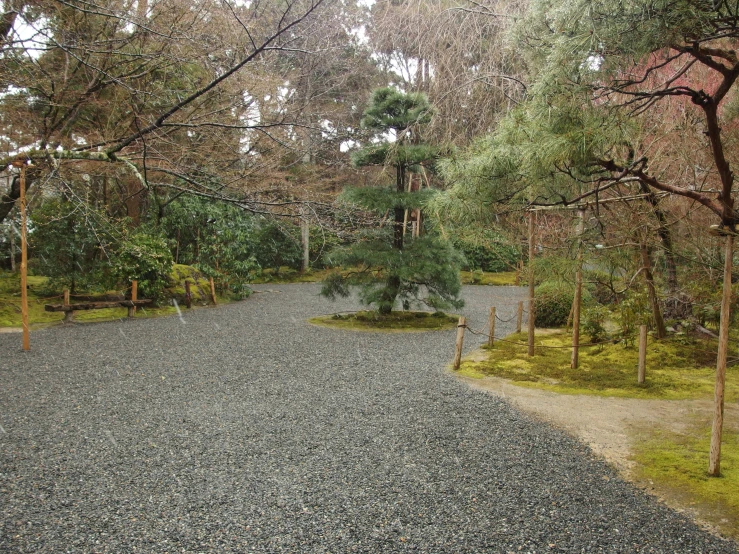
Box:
534, 281, 573, 327
111, 233, 173, 302
583, 304, 610, 342
451, 228, 520, 273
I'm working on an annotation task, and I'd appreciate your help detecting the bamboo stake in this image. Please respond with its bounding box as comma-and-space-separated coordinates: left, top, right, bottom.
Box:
709, 233, 733, 476
63, 289, 74, 322
571, 209, 584, 369
453, 316, 466, 370
128, 280, 138, 318
516, 301, 523, 333
638, 325, 647, 384
528, 210, 535, 357
488, 307, 496, 347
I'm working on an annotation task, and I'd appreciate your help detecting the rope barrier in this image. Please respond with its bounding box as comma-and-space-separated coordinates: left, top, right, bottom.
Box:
460, 322, 613, 349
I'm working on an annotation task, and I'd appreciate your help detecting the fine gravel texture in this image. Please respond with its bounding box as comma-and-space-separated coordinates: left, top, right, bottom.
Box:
0, 284, 736, 553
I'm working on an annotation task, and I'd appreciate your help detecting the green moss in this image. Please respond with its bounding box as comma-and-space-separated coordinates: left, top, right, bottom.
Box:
632, 423, 739, 539
0, 270, 196, 329
460, 331, 738, 400
310, 311, 459, 332
459, 270, 518, 286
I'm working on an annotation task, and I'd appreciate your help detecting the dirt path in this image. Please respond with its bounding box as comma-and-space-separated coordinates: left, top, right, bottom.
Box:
455, 355, 739, 537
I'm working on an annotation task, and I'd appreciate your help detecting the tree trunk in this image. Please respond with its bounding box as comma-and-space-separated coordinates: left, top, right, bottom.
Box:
379, 274, 400, 315
394, 164, 405, 250
640, 242, 667, 339
709, 234, 733, 476
571, 210, 584, 369
9, 221, 16, 272
301, 217, 310, 272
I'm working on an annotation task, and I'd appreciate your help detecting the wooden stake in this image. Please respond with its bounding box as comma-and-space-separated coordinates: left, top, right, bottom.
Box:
571, 209, 584, 369
488, 307, 496, 347
63, 289, 74, 322
638, 325, 647, 384
128, 280, 138, 318
19, 164, 29, 351
453, 316, 466, 370
516, 301, 523, 334
528, 210, 536, 357
300, 217, 310, 273
709, 234, 733, 476
184, 280, 192, 309
209, 277, 217, 305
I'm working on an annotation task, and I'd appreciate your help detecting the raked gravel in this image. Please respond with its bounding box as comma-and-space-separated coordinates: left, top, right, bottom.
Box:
0, 284, 736, 553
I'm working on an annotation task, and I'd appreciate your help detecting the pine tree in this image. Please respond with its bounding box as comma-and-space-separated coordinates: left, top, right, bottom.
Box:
322, 87, 464, 314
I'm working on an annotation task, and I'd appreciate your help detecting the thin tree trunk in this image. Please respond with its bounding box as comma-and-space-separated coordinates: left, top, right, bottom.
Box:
571, 210, 584, 369
9, 221, 16, 272
528, 210, 536, 357
640, 242, 667, 339
301, 217, 310, 272
709, 234, 733, 476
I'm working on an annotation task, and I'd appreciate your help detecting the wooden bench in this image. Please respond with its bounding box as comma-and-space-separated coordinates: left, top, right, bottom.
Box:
44, 282, 151, 321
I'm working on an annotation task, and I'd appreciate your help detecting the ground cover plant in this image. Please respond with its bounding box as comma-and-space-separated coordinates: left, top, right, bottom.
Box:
458, 331, 737, 400
309, 310, 458, 332
632, 423, 739, 539
459, 270, 518, 286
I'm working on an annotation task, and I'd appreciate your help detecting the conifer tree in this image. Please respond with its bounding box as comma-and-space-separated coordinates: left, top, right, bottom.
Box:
322, 87, 463, 314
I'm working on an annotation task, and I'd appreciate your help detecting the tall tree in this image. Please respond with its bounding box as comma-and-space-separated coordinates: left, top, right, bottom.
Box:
439, 0, 739, 476
322, 87, 463, 314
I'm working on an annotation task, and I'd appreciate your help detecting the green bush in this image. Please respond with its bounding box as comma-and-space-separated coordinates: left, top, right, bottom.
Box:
534, 281, 573, 327
451, 229, 520, 273
111, 233, 173, 302
583, 304, 610, 342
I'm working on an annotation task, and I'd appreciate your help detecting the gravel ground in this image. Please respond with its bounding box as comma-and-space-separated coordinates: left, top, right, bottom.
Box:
0, 284, 736, 553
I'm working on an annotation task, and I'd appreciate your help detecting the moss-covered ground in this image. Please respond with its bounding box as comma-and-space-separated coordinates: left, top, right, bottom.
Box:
310, 310, 459, 332
632, 422, 739, 538
459, 331, 736, 400
459, 270, 518, 286
0, 270, 216, 329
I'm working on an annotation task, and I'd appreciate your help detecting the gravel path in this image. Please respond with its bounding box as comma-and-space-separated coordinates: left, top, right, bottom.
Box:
0, 284, 736, 553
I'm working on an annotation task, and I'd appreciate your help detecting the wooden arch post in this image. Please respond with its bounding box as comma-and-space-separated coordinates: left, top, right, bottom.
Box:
12, 160, 31, 351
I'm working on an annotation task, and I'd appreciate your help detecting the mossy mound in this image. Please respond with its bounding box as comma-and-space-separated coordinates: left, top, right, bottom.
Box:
309, 311, 458, 332
459, 331, 737, 400
167, 264, 214, 305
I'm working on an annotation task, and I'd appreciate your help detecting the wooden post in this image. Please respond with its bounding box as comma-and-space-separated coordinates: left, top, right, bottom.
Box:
488, 307, 496, 347
571, 209, 584, 369
453, 316, 466, 370
638, 325, 647, 384
128, 280, 138, 318
184, 280, 192, 309
528, 210, 536, 357
516, 301, 523, 334
18, 163, 29, 351
709, 233, 733, 476
209, 277, 217, 305
63, 289, 74, 322
300, 217, 310, 273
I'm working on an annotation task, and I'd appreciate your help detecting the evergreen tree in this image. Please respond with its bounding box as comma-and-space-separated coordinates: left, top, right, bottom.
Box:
322, 87, 464, 314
